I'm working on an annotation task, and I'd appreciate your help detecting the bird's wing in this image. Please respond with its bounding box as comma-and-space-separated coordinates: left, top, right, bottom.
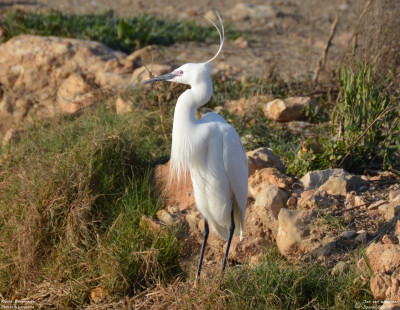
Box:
202, 113, 248, 236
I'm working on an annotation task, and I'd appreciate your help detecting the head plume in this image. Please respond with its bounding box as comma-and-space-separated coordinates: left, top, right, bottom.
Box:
204, 11, 224, 64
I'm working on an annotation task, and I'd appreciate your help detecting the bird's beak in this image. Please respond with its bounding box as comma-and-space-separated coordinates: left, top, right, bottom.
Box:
142, 72, 176, 84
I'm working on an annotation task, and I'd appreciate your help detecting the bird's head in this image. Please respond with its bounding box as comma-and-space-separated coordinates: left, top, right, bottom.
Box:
142, 62, 211, 86
142, 11, 224, 87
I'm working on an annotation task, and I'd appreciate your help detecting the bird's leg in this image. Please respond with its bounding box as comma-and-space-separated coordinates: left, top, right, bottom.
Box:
195, 219, 209, 283
222, 208, 235, 271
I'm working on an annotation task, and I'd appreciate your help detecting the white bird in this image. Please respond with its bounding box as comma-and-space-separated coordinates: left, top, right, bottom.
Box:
143, 12, 248, 281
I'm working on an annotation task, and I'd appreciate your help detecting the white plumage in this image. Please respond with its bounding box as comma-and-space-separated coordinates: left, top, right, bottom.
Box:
143, 12, 248, 280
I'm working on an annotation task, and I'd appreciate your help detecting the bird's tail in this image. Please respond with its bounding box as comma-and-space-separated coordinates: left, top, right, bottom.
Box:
233, 201, 244, 241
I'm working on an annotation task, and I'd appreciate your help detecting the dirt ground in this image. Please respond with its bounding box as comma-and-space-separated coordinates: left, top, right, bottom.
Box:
0, 0, 369, 82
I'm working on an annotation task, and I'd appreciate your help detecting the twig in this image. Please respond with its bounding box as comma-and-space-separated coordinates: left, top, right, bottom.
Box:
334, 202, 371, 215
313, 14, 340, 85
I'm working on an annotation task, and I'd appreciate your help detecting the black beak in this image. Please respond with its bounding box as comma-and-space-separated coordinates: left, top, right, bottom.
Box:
142, 72, 176, 84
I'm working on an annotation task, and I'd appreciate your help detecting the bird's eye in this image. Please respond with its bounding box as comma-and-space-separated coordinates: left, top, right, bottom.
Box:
174, 70, 183, 76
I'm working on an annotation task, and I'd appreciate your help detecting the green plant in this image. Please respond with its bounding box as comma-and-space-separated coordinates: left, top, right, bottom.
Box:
0, 10, 243, 52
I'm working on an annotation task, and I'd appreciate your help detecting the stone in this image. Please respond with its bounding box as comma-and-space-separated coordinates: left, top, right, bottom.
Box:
247, 147, 286, 176
153, 161, 196, 212
318, 176, 349, 196
371, 272, 392, 300
156, 210, 175, 226
131, 64, 172, 84
262, 97, 316, 122
248, 167, 294, 196
389, 190, 400, 202
253, 184, 288, 238
140, 215, 162, 232
90, 287, 108, 303
341, 230, 357, 239
382, 235, 396, 245
331, 261, 349, 275
115, 97, 133, 114
225, 96, 271, 117
229, 3, 279, 21
234, 37, 249, 49
228, 235, 267, 263
276, 208, 317, 257
368, 244, 400, 273
2, 128, 20, 146
185, 211, 201, 237
355, 231, 368, 244
300, 169, 350, 190
297, 189, 340, 210
0, 35, 129, 121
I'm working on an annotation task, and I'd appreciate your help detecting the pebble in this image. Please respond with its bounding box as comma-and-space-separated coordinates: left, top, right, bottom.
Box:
341, 230, 357, 239
331, 261, 349, 275
355, 231, 368, 244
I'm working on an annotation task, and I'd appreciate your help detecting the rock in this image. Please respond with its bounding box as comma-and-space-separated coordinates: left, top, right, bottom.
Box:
389, 190, 400, 202
301, 169, 350, 190
253, 184, 288, 238
276, 208, 317, 257
317, 176, 348, 196
248, 167, 294, 196
331, 261, 349, 275
156, 210, 175, 226
297, 189, 340, 210
115, 97, 133, 114
153, 161, 196, 212
57, 73, 95, 114
90, 287, 108, 303
341, 230, 357, 239
2, 128, 20, 146
204, 10, 217, 21
228, 235, 267, 263
247, 147, 286, 176
371, 272, 392, 300
355, 231, 368, 244
382, 235, 396, 245
185, 211, 201, 237
262, 97, 316, 122
225, 96, 270, 117
234, 37, 249, 49
140, 215, 162, 232
379, 203, 400, 222
368, 244, 400, 273
131, 64, 172, 84
229, 3, 279, 21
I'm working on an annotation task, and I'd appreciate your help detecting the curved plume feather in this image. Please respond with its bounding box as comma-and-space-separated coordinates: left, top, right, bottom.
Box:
204, 11, 225, 64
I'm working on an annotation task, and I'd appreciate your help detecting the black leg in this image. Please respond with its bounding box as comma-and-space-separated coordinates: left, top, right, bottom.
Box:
195, 219, 209, 281
222, 208, 235, 271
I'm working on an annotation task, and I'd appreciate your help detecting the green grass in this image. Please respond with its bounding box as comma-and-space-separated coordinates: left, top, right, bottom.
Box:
0, 10, 243, 52
0, 102, 180, 306
164, 248, 372, 309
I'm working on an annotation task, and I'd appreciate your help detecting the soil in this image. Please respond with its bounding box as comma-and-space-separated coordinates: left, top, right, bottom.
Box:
0, 0, 368, 82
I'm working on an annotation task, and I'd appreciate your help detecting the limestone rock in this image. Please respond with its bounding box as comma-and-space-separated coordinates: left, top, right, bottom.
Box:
371, 272, 392, 300
225, 96, 271, 117
132, 64, 172, 84
248, 167, 294, 197
253, 184, 288, 238
247, 147, 286, 176
297, 189, 340, 209
300, 169, 351, 190
368, 244, 400, 273
276, 208, 317, 257
228, 235, 267, 263
115, 97, 133, 114
262, 97, 316, 122
341, 230, 357, 239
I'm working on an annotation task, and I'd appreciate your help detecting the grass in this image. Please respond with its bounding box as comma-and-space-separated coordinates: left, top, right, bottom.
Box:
138, 248, 372, 309
0, 10, 242, 52
0, 102, 180, 306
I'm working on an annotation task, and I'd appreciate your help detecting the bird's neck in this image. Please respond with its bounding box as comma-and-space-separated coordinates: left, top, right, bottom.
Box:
170, 80, 213, 182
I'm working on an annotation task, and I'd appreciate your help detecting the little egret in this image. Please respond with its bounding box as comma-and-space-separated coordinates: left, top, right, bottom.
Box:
143, 12, 248, 281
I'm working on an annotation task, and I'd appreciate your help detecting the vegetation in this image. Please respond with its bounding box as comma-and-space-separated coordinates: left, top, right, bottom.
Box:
0, 10, 242, 52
